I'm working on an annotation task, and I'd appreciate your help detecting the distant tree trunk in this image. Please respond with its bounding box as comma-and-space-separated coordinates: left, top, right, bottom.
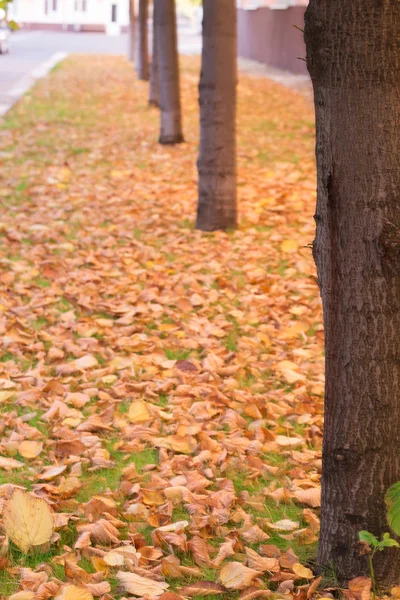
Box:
135, 0, 149, 80
195, 0, 237, 231
128, 0, 135, 62
149, 0, 160, 106
305, 0, 400, 588
155, 0, 183, 144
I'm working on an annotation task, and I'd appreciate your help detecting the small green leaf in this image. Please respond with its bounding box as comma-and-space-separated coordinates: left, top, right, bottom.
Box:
7, 20, 19, 30
380, 538, 400, 548
386, 482, 400, 536
359, 530, 379, 546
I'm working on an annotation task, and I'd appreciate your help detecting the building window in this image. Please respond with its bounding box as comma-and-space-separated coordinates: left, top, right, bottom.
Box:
52, 0, 57, 10
44, 0, 48, 14
82, 0, 87, 11
111, 3, 117, 22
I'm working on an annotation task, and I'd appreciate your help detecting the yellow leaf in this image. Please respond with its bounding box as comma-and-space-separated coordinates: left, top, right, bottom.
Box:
55, 585, 94, 600
3, 489, 54, 552
281, 321, 309, 339
292, 563, 314, 579
280, 239, 299, 253
19, 441, 43, 459
9, 593, 36, 600
219, 562, 260, 590
128, 400, 151, 423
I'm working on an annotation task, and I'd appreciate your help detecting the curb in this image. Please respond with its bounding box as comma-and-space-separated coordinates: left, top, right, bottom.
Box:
0, 51, 69, 117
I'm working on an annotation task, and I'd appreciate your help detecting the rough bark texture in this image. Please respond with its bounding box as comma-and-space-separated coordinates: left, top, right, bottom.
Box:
196, 0, 237, 231
155, 0, 183, 144
128, 0, 135, 63
305, 0, 400, 587
135, 0, 149, 81
149, 1, 160, 107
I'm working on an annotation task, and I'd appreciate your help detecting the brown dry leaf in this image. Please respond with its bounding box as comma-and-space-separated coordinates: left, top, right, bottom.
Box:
239, 588, 272, 600
348, 577, 372, 600
55, 585, 94, 600
159, 593, 185, 600
37, 465, 67, 481
117, 571, 169, 597
188, 536, 212, 567
3, 489, 54, 552
89, 518, 120, 544
85, 581, 111, 596
179, 582, 227, 597
0, 455, 24, 470
219, 562, 261, 590
245, 548, 279, 573
293, 487, 321, 508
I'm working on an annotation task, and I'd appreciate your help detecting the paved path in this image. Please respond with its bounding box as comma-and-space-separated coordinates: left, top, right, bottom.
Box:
0, 29, 201, 114
0, 29, 311, 115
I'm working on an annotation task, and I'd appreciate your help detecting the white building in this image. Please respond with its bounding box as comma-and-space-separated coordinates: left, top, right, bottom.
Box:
9, 0, 129, 34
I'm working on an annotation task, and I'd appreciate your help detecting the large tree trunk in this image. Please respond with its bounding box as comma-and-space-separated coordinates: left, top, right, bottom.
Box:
195, 0, 237, 231
305, 0, 400, 588
135, 0, 149, 81
128, 0, 135, 62
155, 0, 183, 144
149, 1, 160, 107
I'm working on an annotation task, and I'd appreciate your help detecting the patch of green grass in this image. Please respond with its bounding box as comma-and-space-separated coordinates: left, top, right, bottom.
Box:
76, 447, 158, 503
0, 569, 18, 596
32, 316, 49, 331
157, 394, 168, 408
70, 147, 90, 155
119, 400, 130, 414
34, 277, 51, 288
164, 348, 191, 361
0, 351, 17, 363
15, 179, 28, 192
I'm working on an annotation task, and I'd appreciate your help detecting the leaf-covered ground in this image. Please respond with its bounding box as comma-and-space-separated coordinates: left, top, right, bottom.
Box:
0, 56, 324, 600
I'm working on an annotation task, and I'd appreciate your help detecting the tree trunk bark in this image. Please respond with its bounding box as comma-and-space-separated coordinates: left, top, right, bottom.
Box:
135, 0, 149, 81
195, 0, 237, 231
155, 0, 183, 144
305, 0, 400, 588
128, 0, 135, 63
149, 1, 160, 107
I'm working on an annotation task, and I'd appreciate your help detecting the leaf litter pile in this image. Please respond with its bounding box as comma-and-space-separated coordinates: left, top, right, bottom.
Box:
0, 56, 325, 600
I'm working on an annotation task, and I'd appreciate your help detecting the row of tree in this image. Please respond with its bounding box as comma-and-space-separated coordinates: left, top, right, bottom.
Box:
128, 0, 237, 232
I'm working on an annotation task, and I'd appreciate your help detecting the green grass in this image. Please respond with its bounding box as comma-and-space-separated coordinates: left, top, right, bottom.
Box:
75, 447, 158, 503
164, 348, 192, 361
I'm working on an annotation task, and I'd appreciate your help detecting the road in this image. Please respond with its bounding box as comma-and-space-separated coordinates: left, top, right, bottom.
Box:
0, 29, 201, 113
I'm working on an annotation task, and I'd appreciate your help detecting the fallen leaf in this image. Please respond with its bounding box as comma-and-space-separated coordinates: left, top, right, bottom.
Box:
219, 562, 260, 590
3, 489, 54, 552
179, 582, 227, 597
292, 563, 314, 579
117, 570, 169, 596
55, 586, 94, 600
19, 440, 43, 459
